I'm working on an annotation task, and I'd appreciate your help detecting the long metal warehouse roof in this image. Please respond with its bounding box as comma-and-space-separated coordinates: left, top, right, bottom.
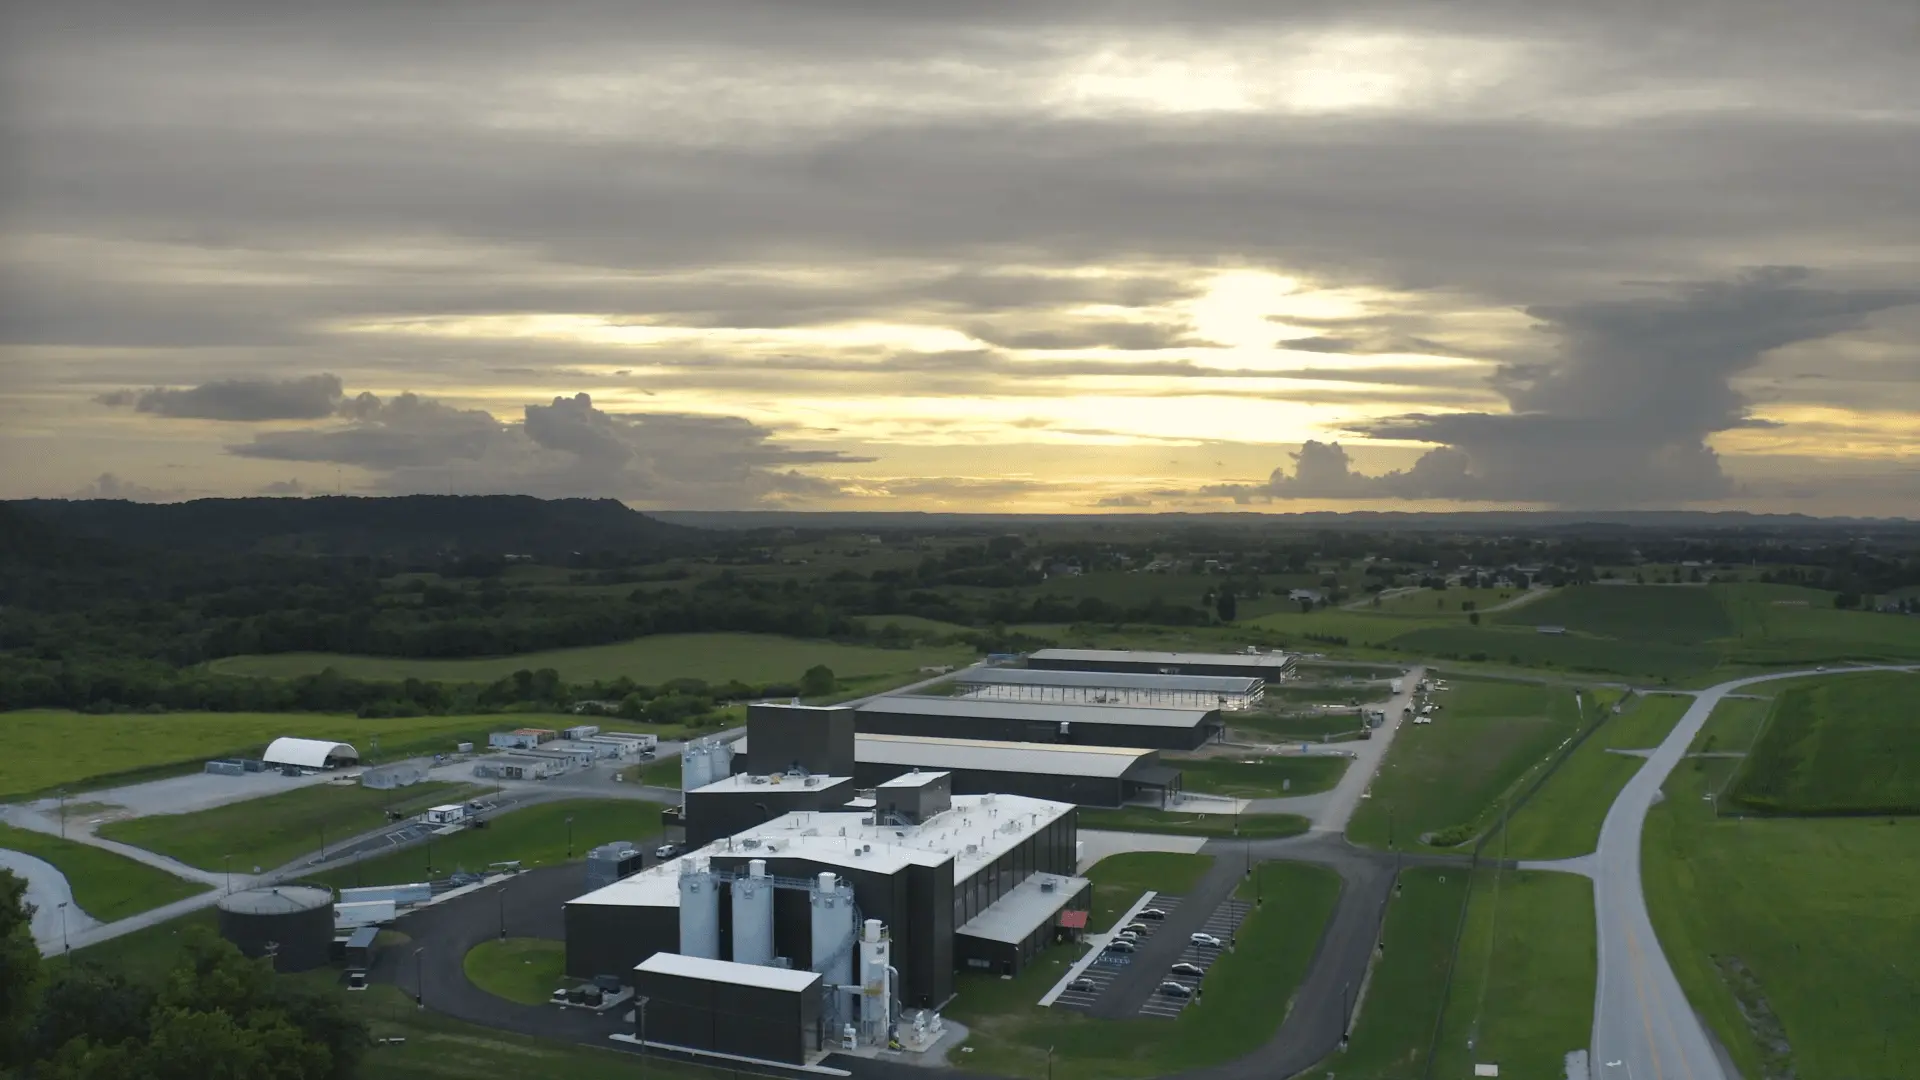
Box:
954, 668, 1263, 694
856, 695, 1216, 729
735, 732, 1158, 778
1026, 648, 1289, 671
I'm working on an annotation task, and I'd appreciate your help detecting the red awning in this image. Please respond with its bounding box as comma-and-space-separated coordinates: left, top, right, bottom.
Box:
1057, 910, 1088, 929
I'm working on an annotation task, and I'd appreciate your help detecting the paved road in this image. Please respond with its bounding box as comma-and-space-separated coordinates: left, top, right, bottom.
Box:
0, 848, 101, 950
1309, 666, 1421, 833
1589, 664, 1916, 1080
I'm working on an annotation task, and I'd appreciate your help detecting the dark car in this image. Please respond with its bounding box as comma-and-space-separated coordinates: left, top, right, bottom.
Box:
1104, 939, 1136, 954
1157, 981, 1194, 997
1138, 908, 1168, 920
1170, 962, 1206, 978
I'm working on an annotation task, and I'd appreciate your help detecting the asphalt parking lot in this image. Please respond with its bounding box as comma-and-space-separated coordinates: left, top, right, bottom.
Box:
1052, 895, 1188, 1012
1138, 897, 1251, 1019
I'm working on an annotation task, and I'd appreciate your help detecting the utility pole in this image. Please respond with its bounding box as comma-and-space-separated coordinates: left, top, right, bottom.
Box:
499, 883, 508, 940
415, 947, 426, 1008
224, 854, 232, 895
57, 788, 67, 839
567, 814, 575, 858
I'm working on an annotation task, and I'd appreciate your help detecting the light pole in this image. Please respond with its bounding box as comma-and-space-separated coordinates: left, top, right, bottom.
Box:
318, 824, 326, 861
566, 815, 575, 859
57, 787, 67, 839
58, 901, 69, 953
414, 947, 426, 1008
499, 884, 507, 940
1047, 1045, 1054, 1080
224, 854, 233, 895
637, 995, 650, 1080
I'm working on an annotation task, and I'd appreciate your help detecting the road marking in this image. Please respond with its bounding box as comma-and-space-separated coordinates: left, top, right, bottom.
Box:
1626, 923, 1667, 1080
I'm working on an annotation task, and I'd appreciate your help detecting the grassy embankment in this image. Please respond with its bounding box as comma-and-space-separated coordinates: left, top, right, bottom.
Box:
302, 799, 666, 890
949, 858, 1341, 1080
1490, 692, 1691, 860
1644, 689, 1920, 1080
1173, 754, 1349, 798
0, 823, 209, 921
1725, 670, 1920, 814
1076, 808, 1310, 839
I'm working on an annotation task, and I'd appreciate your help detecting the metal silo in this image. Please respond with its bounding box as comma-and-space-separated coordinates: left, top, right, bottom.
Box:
731, 859, 774, 966
681, 740, 713, 791
809, 871, 856, 987
709, 738, 735, 780
678, 859, 720, 959
216, 885, 334, 972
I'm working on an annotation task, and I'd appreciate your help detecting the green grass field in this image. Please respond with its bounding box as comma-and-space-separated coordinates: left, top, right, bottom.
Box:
1728, 671, 1920, 814
205, 632, 974, 686
1432, 870, 1595, 1080
1312, 866, 1471, 1079
1370, 587, 1521, 615
1173, 754, 1349, 798
0, 823, 209, 922
1495, 584, 1732, 642
1086, 851, 1213, 929
98, 780, 479, 874
1347, 678, 1586, 851
948, 861, 1341, 1080
1076, 808, 1310, 839
304, 799, 666, 890
0, 710, 591, 800
1645, 725, 1920, 1080
1492, 693, 1690, 860
1226, 711, 1369, 742
463, 938, 567, 1005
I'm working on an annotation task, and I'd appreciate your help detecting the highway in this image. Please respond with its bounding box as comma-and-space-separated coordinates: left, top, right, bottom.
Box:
1588, 664, 1915, 1080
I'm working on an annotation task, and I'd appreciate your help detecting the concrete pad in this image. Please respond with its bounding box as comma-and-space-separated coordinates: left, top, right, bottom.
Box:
24, 764, 364, 821
1076, 830, 1206, 871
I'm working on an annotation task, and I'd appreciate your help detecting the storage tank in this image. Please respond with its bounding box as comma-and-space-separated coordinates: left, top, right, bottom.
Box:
809, 871, 856, 986
709, 738, 735, 780
681, 741, 713, 792
678, 859, 720, 959
216, 885, 334, 972
731, 859, 774, 966
859, 919, 892, 1043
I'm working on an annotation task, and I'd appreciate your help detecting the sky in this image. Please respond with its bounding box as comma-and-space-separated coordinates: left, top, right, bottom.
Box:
2, 0, 1917, 516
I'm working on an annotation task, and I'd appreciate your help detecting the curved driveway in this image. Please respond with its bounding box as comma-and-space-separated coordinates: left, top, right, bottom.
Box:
0, 848, 102, 950
1588, 664, 1915, 1080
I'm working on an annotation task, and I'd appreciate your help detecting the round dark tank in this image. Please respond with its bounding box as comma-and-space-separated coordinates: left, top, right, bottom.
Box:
216, 885, 334, 972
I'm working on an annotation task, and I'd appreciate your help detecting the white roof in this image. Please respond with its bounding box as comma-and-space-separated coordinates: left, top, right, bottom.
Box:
858, 696, 1215, 729
636, 951, 821, 992
956, 872, 1089, 944
1028, 648, 1293, 670
261, 737, 357, 768
732, 732, 1155, 779
569, 792, 1076, 909
955, 668, 1264, 694
878, 770, 947, 789
690, 773, 852, 795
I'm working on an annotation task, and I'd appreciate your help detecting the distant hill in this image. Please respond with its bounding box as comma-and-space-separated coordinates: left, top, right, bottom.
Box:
6, 495, 702, 560
648, 509, 1918, 533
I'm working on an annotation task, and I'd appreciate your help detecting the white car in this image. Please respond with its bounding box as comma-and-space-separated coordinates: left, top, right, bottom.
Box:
1414, 716, 1432, 725
1189, 933, 1223, 948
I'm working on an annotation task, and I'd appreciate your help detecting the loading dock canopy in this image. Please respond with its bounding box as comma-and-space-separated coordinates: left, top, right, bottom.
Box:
261, 737, 359, 769
956, 872, 1091, 944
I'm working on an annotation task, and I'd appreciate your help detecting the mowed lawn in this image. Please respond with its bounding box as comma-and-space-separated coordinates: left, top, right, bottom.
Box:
1493, 583, 1733, 642
1645, 749, 1920, 1080
0, 823, 209, 922
1174, 754, 1349, 798
205, 632, 975, 685
463, 938, 567, 1005
1432, 870, 1596, 1080
98, 780, 478, 873
1086, 851, 1213, 929
1347, 678, 1585, 850
1313, 867, 1471, 1079
304, 799, 666, 890
1076, 807, 1310, 840
1729, 670, 1920, 814
947, 860, 1341, 1080
1493, 693, 1690, 860
0, 710, 576, 800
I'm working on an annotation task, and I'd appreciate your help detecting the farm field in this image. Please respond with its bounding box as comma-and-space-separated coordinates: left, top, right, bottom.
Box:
463, 938, 566, 1005
1172, 754, 1349, 798
1309, 867, 1471, 1079
0, 823, 209, 922
1494, 584, 1732, 642
1396, 624, 1718, 680
205, 632, 975, 686
948, 861, 1341, 1080
1728, 670, 1920, 814
849, 613, 979, 638
1347, 678, 1586, 851
1076, 807, 1309, 839
1645, 740, 1920, 1080
0, 710, 577, 800
98, 780, 481, 874
1492, 693, 1690, 860
1368, 587, 1521, 615
1431, 870, 1596, 1080
304, 799, 666, 890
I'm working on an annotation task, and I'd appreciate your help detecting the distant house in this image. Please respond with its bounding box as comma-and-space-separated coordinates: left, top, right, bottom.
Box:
1536, 625, 1568, 635
1289, 589, 1324, 603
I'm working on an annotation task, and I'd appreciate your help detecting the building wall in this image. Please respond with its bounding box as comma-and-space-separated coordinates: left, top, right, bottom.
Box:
632, 969, 818, 1065
854, 760, 1126, 808
564, 902, 679, 981
745, 704, 857, 777
955, 878, 1091, 977
852, 705, 1215, 751
1027, 655, 1293, 680
683, 782, 848, 847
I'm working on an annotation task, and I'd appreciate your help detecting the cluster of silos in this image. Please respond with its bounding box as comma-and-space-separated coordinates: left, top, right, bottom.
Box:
678, 858, 722, 958
732, 860, 775, 966
680, 737, 737, 791
809, 871, 856, 985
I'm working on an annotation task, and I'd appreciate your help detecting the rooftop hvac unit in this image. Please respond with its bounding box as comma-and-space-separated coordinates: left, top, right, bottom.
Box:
1040, 879, 1057, 893
805, 777, 819, 787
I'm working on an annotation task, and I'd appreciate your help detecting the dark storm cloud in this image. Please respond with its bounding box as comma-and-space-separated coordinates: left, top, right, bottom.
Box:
96, 374, 345, 420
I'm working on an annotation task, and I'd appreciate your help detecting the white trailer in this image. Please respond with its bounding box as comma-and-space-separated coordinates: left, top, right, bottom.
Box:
424, 804, 467, 825
1390, 679, 1405, 695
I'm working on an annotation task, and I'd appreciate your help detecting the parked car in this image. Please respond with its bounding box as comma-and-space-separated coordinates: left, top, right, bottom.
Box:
1104, 939, 1137, 954
654, 844, 680, 859
1414, 716, 1432, 725
1115, 929, 1141, 941
1157, 981, 1194, 997
1169, 962, 1206, 977
1068, 977, 1096, 992
1138, 908, 1168, 920
1190, 933, 1223, 947
1122, 922, 1150, 935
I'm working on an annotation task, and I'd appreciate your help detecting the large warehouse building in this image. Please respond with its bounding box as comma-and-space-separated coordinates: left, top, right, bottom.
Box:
1025, 647, 1296, 681
953, 666, 1265, 710
851, 695, 1222, 751
261, 737, 359, 770
729, 729, 1181, 807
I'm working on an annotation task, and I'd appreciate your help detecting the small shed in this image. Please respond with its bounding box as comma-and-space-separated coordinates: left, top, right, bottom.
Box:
342, 925, 379, 971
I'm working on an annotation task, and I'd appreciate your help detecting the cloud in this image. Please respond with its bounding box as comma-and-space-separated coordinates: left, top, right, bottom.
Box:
96, 374, 346, 420
62, 472, 180, 501
229, 389, 866, 506
258, 479, 311, 495
1095, 494, 1154, 508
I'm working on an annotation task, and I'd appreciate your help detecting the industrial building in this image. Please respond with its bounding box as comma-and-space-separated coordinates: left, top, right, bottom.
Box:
1025, 647, 1296, 681
472, 754, 561, 781
851, 696, 1223, 751
261, 737, 359, 770
952, 666, 1265, 710
730, 729, 1179, 807
681, 771, 855, 847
